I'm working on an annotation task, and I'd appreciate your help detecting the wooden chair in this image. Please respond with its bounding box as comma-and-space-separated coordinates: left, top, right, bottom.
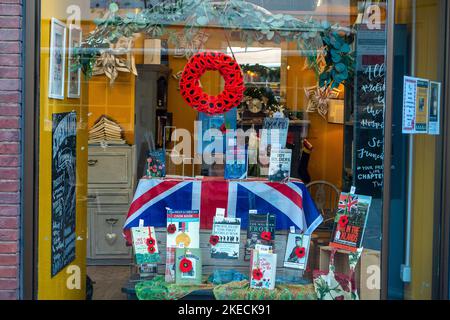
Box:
306, 180, 340, 230
306, 181, 340, 273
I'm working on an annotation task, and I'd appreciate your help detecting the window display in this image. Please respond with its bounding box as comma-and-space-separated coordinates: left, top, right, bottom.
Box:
35, 0, 394, 301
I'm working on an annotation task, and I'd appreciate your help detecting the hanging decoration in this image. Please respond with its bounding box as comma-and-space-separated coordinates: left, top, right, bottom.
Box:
179, 51, 245, 114
305, 85, 341, 119
90, 37, 137, 84
172, 31, 210, 59
74, 1, 355, 92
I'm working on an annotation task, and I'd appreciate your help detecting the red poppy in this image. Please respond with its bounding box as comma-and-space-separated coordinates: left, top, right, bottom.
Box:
335, 295, 345, 301
295, 247, 306, 259
146, 237, 156, 247
219, 123, 227, 134
167, 224, 177, 234
147, 245, 156, 254
179, 258, 193, 273
338, 215, 349, 228
260, 231, 272, 241
209, 235, 219, 246
252, 268, 263, 281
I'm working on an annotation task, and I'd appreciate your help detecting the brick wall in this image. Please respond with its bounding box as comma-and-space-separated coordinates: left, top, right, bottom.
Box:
0, 0, 22, 300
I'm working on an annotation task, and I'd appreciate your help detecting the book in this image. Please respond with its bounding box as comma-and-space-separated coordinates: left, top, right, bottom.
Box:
245, 212, 276, 260
268, 148, 292, 182
329, 193, 372, 252
261, 117, 289, 149
250, 248, 277, 290
283, 233, 311, 270
88, 116, 126, 144
146, 149, 166, 178
224, 134, 248, 180
175, 248, 202, 286
166, 209, 200, 249
131, 226, 161, 264
210, 216, 241, 260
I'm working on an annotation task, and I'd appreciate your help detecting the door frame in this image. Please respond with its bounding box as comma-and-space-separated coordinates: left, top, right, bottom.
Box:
21, 0, 40, 300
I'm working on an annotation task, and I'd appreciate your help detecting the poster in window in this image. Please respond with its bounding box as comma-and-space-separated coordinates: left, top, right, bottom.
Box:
67, 24, 82, 99
51, 112, 77, 277
428, 81, 441, 136
48, 18, 67, 100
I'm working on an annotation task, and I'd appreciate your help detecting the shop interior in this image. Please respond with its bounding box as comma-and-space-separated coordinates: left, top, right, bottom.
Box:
36, 0, 395, 300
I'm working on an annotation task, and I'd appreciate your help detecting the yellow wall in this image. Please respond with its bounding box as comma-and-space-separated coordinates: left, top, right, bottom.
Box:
285, 42, 344, 190
38, 12, 88, 299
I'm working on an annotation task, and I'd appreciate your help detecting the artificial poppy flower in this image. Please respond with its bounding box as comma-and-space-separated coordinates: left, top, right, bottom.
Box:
338, 215, 349, 228
146, 237, 156, 247
179, 258, 193, 273
209, 235, 219, 246
167, 223, 177, 234
295, 247, 306, 259
147, 245, 156, 254
252, 268, 263, 281
260, 231, 272, 241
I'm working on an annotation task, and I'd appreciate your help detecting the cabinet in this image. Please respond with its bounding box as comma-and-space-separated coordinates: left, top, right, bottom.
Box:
87, 145, 135, 264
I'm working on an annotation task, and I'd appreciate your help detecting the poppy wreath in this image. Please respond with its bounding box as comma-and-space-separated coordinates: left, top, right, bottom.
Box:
179, 258, 193, 273
179, 51, 245, 114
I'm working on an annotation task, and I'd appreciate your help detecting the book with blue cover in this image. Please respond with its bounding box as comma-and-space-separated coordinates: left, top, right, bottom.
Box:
224, 134, 248, 180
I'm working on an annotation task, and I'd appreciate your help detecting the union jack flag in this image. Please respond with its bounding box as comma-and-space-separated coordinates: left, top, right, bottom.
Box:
338, 194, 359, 214
123, 177, 322, 245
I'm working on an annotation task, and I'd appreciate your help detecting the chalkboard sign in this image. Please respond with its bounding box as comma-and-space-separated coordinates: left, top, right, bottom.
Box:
51, 112, 77, 277
354, 26, 386, 198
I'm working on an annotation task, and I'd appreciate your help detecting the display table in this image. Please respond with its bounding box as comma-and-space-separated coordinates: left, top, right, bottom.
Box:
123, 177, 322, 244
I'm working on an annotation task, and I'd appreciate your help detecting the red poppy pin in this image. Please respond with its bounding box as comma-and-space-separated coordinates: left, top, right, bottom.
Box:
295, 247, 306, 259
167, 223, 177, 234
179, 258, 193, 273
261, 231, 272, 241
209, 235, 219, 246
338, 215, 349, 228
146, 237, 156, 247
252, 268, 263, 281
147, 245, 156, 254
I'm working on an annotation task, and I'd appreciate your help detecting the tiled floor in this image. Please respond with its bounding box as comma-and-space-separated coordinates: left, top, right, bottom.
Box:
87, 265, 131, 300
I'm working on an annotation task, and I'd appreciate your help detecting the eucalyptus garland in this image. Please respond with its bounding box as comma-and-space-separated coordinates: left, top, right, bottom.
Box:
74, 0, 355, 89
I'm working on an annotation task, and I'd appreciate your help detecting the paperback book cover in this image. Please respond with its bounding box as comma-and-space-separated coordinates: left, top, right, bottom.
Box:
245, 213, 276, 260
146, 149, 166, 178
210, 216, 241, 260
283, 233, 311, 270
166, 209, 200, 249
330, 193, 372, 252
261, 117, 289, 149
250, 249, 277, 290
224, 134, 248, 180
175, 248, 202, 286
268, 149, 292, 182
131, 226, 161, 264
165, 209, 200, 283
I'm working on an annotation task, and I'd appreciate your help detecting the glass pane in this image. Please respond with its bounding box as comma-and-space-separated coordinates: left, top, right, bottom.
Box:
37, 0, 390, 300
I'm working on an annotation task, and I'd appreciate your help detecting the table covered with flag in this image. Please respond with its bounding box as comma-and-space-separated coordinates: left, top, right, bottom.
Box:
123, 177, 323, 244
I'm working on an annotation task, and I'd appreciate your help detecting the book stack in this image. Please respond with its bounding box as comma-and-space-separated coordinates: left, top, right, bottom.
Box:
88, 116, 126, 145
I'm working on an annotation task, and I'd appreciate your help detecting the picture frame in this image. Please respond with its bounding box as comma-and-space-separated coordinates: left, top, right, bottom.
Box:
67, 24, 82, 99
48, 18, 67, 100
